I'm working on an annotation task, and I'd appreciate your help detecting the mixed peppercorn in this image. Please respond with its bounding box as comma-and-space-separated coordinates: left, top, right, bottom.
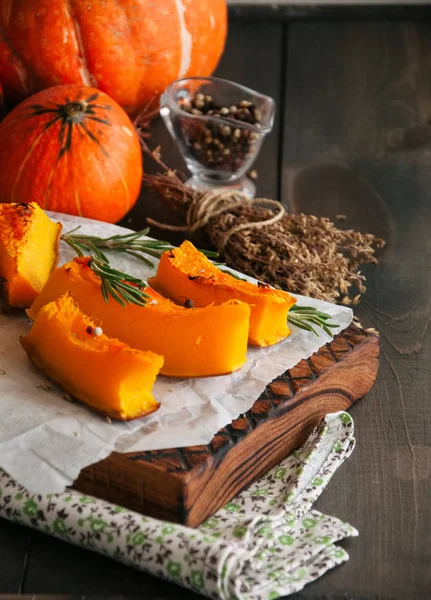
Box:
178, 93, 263, 173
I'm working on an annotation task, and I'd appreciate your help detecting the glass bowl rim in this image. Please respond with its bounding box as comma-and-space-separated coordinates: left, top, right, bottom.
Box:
160, 76, 275, 134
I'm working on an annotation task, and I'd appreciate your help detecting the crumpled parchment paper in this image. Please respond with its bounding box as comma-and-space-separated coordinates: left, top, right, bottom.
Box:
0, 213, 352, 494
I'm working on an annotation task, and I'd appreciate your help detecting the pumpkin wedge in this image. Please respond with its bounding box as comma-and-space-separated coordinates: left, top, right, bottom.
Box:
27, 257, 251, 378
0, 202, 62, 308
21, 293, 163, 421
150, 240, 297, 347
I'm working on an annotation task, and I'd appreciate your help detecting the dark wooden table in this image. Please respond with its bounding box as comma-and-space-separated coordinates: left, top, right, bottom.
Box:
2, 7, 431, 600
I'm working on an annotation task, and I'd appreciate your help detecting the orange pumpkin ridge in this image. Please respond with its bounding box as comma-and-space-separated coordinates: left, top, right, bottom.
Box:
0, 85, 142, 223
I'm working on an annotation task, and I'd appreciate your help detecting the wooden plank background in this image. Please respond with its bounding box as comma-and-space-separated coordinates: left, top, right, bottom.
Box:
282, 21, 431, 599
1, 17, 430, 600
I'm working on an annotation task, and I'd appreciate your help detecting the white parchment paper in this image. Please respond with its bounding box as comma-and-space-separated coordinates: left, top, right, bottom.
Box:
0, 213, 352, 493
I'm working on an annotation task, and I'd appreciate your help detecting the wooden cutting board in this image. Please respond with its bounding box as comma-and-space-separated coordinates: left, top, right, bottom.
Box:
73, 324, 379, 527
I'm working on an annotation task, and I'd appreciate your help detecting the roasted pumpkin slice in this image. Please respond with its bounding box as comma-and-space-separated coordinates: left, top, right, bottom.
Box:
0, 202, 62, 308
149, 240, 297, 347
21, 293, 163, 421
27, 257, 251, 378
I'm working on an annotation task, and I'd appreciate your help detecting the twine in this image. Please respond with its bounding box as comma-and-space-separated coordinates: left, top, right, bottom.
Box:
146, 190, 286, 252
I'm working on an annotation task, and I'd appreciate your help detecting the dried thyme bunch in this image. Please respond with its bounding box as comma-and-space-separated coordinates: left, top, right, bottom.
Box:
207, 206, 384, 305
141, 142, 384, 305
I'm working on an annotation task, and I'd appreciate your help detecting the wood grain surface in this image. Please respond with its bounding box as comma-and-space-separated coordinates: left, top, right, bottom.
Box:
282, 21, 431, 600
1, 16, 430, 600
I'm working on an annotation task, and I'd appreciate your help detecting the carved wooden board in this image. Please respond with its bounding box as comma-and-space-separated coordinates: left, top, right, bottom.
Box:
73, 325, 379, 527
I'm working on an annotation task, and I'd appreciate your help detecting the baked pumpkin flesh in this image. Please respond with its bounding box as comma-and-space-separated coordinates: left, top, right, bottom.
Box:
21, 293, 163, 421
149, 240, 297, 347
0, 202, 62, 307
27, 257, 251, 378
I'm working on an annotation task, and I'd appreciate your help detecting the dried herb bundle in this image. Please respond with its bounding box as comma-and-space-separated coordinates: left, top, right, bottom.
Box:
141, 142, 384, 305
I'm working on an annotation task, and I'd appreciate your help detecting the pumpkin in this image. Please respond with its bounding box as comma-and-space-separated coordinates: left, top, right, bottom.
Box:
0, 0, 227, 117
0, 85, 142, 223
150, 241, 297, 347
21, 293, 163, 420
27, 257, 251, 378
0, 202, 62, 308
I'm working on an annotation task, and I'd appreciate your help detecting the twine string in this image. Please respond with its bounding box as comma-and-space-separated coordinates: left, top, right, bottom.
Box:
146, 190, 286, 252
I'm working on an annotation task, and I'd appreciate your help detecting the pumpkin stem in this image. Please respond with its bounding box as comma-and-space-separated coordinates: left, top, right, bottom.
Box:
64, 101, 87, 119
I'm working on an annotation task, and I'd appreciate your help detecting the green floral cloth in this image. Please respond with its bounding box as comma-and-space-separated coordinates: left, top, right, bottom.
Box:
0, 412, 357, 599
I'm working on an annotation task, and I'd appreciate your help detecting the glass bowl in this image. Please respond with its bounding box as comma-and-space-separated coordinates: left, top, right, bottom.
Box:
160, 77, 275, 198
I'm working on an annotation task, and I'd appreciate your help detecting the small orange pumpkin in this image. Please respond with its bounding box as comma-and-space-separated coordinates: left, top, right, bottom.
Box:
21, 293, 163, 421
0, 85, 142, 223
150, 240, 297, 347
27, 257, 251, 378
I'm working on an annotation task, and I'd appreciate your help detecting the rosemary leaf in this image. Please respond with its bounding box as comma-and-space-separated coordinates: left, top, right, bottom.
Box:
288, 309, 338, 336
123, 250, 155, 268
100, 279, 109, 303
116, 281, 149, 303
220, 269, 246, 281
289, 305, 319, 313
128, 247, 166, 260
288, 315, 318, 335
88, 255, 148, 307
105, 279, 127, 307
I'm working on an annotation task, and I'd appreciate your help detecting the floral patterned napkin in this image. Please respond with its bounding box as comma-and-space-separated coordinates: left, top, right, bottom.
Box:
0, 412, 357, 599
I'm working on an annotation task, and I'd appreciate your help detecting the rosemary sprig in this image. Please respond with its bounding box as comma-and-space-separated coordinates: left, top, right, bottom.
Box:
88, 255, 149, 307
61, 227, 217, 308
62, 228, 339, 333
62, 227, 218, 268
288, 305, 339, 336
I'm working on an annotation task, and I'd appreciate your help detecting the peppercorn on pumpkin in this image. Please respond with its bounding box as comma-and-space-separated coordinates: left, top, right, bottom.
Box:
27, 257, 251, 377
0, 202, 62, 307
21, 293, 163, 421
149, 240, 297, 347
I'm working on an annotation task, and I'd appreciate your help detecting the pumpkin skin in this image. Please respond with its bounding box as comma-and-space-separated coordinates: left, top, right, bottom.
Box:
27, 257, 251, 378
150, 241, 297, 347
21, 293, 163, 421
0, 85, 142, 223
0, 202, 62, 308
0, 0, 227, 117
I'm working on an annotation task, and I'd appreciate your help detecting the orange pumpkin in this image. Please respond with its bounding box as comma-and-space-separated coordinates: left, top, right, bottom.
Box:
0, 85, 142, 223
0, 0, 227, 117
21, 293, 163, 421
